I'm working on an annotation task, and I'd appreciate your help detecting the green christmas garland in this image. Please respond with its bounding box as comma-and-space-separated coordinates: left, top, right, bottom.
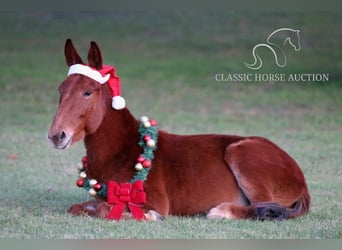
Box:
76, 116, 158, 198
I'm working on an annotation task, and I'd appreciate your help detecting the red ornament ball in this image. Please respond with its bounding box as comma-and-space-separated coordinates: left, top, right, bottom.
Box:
137, 155, 145, 163
93, 183, 102, 191
142, 159, 152, 168
76, 178, 84, 187
150, 119, 157, 126
82, 156, 88, 167
144, 135, 152, 141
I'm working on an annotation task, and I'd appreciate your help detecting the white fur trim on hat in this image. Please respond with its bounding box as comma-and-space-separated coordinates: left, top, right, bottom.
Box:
68, 64, 110, 84
112, 96, 126, 110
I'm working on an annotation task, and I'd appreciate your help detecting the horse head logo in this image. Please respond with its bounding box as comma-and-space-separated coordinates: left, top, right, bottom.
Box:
245, 28, 301, 70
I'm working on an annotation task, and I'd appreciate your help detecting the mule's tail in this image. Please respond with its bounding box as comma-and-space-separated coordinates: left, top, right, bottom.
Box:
252, 191, 311, 221
207, 191, 310, 221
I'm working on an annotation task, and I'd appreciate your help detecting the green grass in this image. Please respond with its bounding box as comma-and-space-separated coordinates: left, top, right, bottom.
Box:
0, 12, 341, 239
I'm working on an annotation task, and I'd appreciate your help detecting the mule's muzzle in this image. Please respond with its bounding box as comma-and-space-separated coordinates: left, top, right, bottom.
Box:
48, 130, 72, 149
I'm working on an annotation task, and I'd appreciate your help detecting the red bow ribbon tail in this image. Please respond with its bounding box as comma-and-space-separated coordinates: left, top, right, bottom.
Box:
106, 180, 147, 221
106, 181, 128, 220
128, 180, 147, 221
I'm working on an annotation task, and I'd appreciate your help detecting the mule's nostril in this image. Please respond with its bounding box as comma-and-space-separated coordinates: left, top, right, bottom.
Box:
59, 131, 66, 141
48, 129, 72, 149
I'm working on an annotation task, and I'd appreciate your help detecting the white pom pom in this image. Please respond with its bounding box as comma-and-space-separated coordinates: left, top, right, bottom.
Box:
112, 96, 126, 110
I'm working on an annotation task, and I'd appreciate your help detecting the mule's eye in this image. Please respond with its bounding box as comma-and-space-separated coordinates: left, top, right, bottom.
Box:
84, 91, 92, 97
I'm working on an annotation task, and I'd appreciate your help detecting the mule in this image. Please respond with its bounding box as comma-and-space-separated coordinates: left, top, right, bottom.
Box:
48, 39, 310, 221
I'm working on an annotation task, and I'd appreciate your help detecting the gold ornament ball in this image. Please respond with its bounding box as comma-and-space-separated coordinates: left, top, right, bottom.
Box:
89, 179, 97, 187
88, 188, 97, 197
147, 139, 156, 148
143, 121, 151, 128
135, 163, 143, 171
140, 116, 149, 123
79, 171, 87, 179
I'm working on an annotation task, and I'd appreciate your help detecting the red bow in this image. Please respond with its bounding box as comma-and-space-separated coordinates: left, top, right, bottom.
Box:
106, 180, 147, 221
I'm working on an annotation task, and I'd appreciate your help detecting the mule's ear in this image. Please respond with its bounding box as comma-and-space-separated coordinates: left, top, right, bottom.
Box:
64, 38, 84, 66
87, 41, 103, 70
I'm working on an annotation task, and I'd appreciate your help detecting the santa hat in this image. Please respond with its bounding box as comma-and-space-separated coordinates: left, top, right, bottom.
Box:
67, 64, 126, 110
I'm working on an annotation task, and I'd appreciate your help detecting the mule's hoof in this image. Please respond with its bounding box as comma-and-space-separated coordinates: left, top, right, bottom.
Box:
95, 202, 112, 219
145, 210, 164, 221
206, 203, 235, 220
68, 200, 101, 217
206, 207, 223, 220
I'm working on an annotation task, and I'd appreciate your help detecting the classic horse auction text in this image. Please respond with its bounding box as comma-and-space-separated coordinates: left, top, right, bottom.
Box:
215, 73, 329, 83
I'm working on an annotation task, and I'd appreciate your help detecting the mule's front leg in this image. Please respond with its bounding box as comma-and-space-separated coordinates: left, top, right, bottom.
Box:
69, 202, 134, 219
68, 200, 102, 217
